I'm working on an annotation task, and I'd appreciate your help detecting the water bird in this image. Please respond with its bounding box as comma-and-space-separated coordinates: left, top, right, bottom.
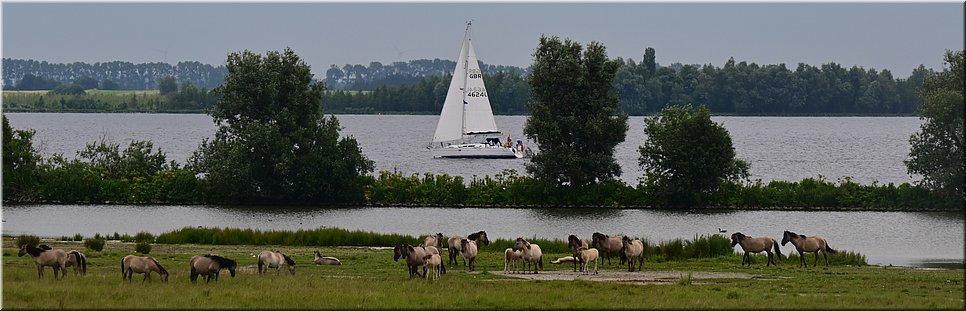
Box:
718, 228, 727, 233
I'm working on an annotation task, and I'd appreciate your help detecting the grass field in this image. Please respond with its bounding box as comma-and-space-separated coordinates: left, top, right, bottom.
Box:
2, 238, 963, 309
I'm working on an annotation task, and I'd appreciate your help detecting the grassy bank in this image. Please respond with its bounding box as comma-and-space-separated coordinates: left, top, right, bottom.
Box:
2, 238, 961, 309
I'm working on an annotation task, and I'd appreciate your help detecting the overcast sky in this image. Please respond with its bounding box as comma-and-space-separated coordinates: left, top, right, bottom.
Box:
3, 2, 963, 77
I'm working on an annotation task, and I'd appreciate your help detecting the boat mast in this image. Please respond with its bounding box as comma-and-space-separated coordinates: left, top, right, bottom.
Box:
460, 21, 471, 143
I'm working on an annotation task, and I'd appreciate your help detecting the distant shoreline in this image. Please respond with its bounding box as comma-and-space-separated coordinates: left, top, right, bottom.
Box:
1, 110, 921, 117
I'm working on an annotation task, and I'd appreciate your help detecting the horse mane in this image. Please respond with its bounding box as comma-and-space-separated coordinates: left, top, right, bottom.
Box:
206, 254, 236, 268
468, 231, 482, 240
24, 245, 46, 256
799, 234, 806, 239
38, 244, 52, 250
282, 254, 296, 266
151, 258, 168, 275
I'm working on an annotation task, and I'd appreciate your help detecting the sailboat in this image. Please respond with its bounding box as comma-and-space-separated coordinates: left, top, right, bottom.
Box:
430, 22, 523, 159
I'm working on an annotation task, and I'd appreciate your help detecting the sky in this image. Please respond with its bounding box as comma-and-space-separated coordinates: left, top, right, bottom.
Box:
2, 2, 963, 78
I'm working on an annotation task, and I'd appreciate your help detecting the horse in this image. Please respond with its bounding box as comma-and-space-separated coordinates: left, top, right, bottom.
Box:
447, 231, 489, 266
423, 233, 444, 251
314, 250, 343, 265
460, 239, 478, 271
66, 250, 88, 275
393, 244, 431, 279
121, 255, 169, 282
19, 244, 68, 279
512, 237, 543, 274
591, 232, 626, 265
731, 232, 784, 267
422, 254, 443, 280
568, 235, 590, 272
257, 250, 296, 275
504, 248, 523, 273
782, 230, 837, 267
190, 254, 237, 283
576, 247, 600, 275
621, 236, 645, 272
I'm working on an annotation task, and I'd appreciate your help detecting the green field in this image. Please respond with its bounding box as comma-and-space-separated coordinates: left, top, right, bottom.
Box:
3, 238, 962, 309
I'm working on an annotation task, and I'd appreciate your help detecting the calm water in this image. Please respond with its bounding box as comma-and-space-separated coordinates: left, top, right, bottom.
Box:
2, 205, 962, 267
4, 113, 924, 185
4, 113, 960, 267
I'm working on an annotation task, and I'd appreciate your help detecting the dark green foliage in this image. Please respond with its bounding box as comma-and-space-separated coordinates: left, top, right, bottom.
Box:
48, 83, 86, 95
2, 92, 167, 112
74, 76, 99, 90
724, 177, 956, 209
84, 238, 105, 251
73, 234, 84, 241
155, 227, 422, 247
906, 50, 964, 204
2, 115, 42, 201
5, 58, 227, 90
99, 79, 120, 90
13, 73, 60, 90
16, 235, 40, 248
190, 48, 373, 204
639, 105, 750, 206
157, 76, 178, 95
161, 80, 219, 111
525, 36, 628, 186
134, 242, 152, 254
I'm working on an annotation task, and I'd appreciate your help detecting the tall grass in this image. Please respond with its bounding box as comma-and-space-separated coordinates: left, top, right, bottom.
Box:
786, 250, 868, 266
644, 234, 733, 262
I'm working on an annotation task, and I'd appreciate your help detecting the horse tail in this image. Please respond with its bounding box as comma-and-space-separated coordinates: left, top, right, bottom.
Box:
257, 255, 264, 272
121, 257, 126, 275
78, 252, 88, 274
825, 242, 838, 254
539, 256, 544, 271
773, 239, 785, 260
440, 262, 446, 274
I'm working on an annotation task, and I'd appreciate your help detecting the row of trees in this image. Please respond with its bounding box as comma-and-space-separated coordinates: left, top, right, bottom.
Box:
3, 59, 227, 90
4, 45, 961, 207
324, 59, 525, 90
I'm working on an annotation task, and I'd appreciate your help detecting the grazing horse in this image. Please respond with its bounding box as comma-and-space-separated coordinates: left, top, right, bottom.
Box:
190, 254, 237, 283
447, 231, 489, 266
731, 232, 784, 267
121, 255, 169, 283
66, 250, 88, 275
313, 250, 343, 265
782, 231, 837, 267
257, 251, 296, 275
621, 236, 645, 272
512, 237, 544, 274
19, 244, 68, 279
393, 244, 432, 279
568, 235, 590, 272
591, 232, 626, 265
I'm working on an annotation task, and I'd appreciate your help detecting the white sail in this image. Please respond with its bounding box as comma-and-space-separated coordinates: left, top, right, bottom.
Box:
432, 32, 470, 143
461, 39, 500, 135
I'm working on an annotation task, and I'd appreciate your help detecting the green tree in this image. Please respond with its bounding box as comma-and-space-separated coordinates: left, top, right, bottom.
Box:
74, 76, 99, 90
906, 50, 964, 204
2, 115, 41, 201
48, 83, 86, 95
524, 36, 628, 186
100, 79, 120, 90
189, 48, 373, 204
158, 76, 178, 95
639, 105, 749, 206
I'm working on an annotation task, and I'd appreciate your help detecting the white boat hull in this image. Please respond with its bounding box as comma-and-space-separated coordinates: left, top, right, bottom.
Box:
432, 144, 523, 159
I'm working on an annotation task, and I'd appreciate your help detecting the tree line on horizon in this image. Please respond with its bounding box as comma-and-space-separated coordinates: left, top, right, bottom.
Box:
3, 50, 933, 115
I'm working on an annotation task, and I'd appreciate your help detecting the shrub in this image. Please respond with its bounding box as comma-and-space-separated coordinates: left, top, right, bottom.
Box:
73, 233, 84, 241
16, 235, 40, 248
84, 238, 106, 251
135, 242, 152, 254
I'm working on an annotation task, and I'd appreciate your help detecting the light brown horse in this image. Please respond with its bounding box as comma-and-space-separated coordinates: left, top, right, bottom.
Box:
512, 237, 543, 274
313, 250, 342, 265
393, 244, 430, 278
446, 231, 489, 267
122, 255, 169, 282
621, 236, 646, 272
257, 251, 296, 275
568, 235, 590, 272
190, 254, 237, 283
591, 232, 625, 265
66, 250, 88, 275
731, 232, 784, 267
423, 233, 444, 250
19, 244, 68, 279
782, 231, 837, 267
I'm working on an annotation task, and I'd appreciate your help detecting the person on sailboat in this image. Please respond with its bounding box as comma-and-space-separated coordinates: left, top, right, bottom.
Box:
505, 135, 513, 148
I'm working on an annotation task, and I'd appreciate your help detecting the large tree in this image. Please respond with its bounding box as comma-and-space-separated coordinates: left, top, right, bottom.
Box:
524, 36, 628, 186
639, 105, 749, 206
905, 50, 964, 204
189, 48, 373, 204
2, 115, 41, 201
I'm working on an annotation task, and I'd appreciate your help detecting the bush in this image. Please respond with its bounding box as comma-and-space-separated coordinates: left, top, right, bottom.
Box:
84, 238, 106, 251
16, 235, 40, 248
135, 242, 152, 254
73, 233, 84, 241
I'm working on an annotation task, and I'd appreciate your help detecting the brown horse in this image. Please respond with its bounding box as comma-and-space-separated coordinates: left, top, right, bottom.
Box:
567, 235, 590, 272
731, 232, 784, 267
122, 255, 169, 282
621, 236, 646, 272
393, 244, 431, 278
19, 244, 68, 279
446, 231, 489, 267
66, 250, 88, 275
190, 254, 237, 283
782, 231, 837, 267
591, 232, 625, 265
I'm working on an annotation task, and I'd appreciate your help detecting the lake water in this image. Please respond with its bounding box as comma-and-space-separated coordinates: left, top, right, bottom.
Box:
4, 113, 925, 185
3, 113, 961, 268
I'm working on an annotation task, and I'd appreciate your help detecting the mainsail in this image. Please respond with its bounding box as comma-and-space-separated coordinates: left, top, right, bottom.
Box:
432, 22, 500, 143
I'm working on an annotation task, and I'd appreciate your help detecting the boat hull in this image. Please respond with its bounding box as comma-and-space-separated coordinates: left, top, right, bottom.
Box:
432, 144, 522, 159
